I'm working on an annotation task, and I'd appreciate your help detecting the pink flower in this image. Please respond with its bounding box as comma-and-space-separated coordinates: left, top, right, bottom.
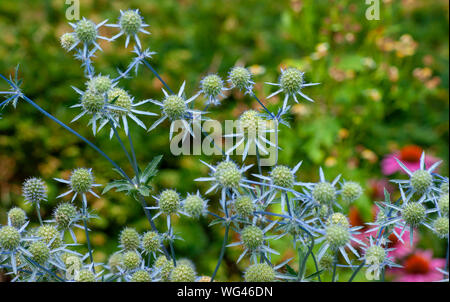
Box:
386, 227, 418, 260
381, 145, 440, 175
389, 250, 446, 282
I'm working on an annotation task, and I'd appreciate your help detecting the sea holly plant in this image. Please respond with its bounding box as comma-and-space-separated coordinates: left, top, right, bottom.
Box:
0, 8, 448, 283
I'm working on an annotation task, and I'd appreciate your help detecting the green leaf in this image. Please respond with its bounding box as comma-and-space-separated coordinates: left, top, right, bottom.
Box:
102, 180, 130, 194
138, 186, 151, 197
285, 264, 297, 276
141, 155, 163, 184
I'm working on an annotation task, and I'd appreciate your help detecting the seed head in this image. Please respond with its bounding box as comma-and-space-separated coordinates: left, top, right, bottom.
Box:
75, 19, 97, 44
119, 227, 141, 251
410, 170, 432, 193
163, 95, 187, 120
0, 226, 21, 251
327, 213, 349, 228
402, 202, 426, 227
120, 10, 143, 36
131, 270, 151, 282
325, 224, 350, 249
170, 263, 196, 282
22, 177, 47, 204
313, 182, 336, 204
183, 195, 206, 218
154, 255, 174, 281
270, 165, 294, 189
244, 263, 275, 282
37, 225, 62, 249
280, 68, 304, 94
341, 182, 363, 203
7, 207, 27, 229
70, 168, 94, 193
122, 251, 141, 270
87, 75, 112, 94
434, 217, 449, 238
241, 225, 264, 250
142, 231, 160, 254
365, 245, 386, 264
60, 33, 77, 51
82, 91, 105, 117
234, 195, 254, 217
75, 269, 96, 282
214, 160, 242, 188
201, 74, 224, 99
229, 67, 252, 91
108, 87, 132, 115
54, 203, 78, 229
438, 193, 449, 216
159, 189, 181, 215
29, 241, 50, 264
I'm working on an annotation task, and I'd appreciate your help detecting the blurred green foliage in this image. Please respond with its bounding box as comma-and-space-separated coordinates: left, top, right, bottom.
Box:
0, 0, 448, 281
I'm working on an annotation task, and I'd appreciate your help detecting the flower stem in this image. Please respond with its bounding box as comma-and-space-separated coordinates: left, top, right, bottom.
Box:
211, 222, 230, 282
35, 204, 43, 226
348, 260, 365, 282
331, 252, 338, 282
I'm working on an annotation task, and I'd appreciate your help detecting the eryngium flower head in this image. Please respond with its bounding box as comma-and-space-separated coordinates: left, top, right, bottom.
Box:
434, 217, 449, 238
22, 177, 47, 204
54, 203, 78, 229
108, 87, 132, 115
315, 204, 329, 219
0, 226, 21, 250
159, 189, 181, 215
7, 207, 27, 229
439, 193, 449, 216
241, 225, 264, 250
341, 182, 363, 203
441, 182, 449, 194
318, 253, 334, 272
214, 160, 242, 188
234, 195, 254, 217
142, 231, 160, 253
327, 213, 349, 228
75, 269, 96, 282
120, 227, 141, 251
183, 194, 206, 218
70, 168, 94, 193
37, 225, 62, 249
75, 19, 98, 44
163, 95, 187, 120
270, 165, 295, 189
87, 75, 113, 94
170, 263, 196, 282
81, 89, 104, 114
131, 270, 151, 282
229, 66, 253, 91
120, 10, 143, 36
325, 224, 350, 249
122, 251, 141, 270
29, 241, 50, 264
410, 170, 432, 193
280, 68, 304, 95
365, 245, 386, 264
239, 110, 265, 133
200, 74, 225, 105
313, 182, 336, 204
244, 263, 275, 282
108, 252, 123, 274
402, 202, 426, 227
154, 255, 174, 281
60, 33, 77, 51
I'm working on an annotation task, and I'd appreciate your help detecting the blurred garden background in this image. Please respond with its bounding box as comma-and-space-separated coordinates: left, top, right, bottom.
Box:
0, 0, 449, 281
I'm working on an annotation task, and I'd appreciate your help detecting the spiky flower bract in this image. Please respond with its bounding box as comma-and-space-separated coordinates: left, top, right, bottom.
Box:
170, 263, 196, 282
244, 263, 275, 282
120, 227, 141, 251
22, 177, 47, 205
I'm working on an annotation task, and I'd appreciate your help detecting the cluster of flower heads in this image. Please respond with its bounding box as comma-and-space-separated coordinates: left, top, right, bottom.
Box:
1, 8, 448, 283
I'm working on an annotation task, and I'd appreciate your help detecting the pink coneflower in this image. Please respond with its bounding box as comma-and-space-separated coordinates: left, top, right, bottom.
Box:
389, 250, 446, 282
386, 227, 418, 260
381, 145, 440, 175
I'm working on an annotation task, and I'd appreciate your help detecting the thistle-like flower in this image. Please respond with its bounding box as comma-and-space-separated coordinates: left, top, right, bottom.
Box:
148, 82, 200, 141
266, 67, 320, 110
359, 237, 400, 278
107, 9, 150, 49
182, 192, 208, 219
67, 17, 109, 56
54, 168, 101, 205
200, 74, 228, 106
22, 177, 47, 205
228, 66, 254, 93
302, 167, 341, 208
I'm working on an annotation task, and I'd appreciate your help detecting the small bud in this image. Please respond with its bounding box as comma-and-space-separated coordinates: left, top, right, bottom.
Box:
154, 255, 174, 281
327, 213, 349, 228
108, 252, 123, 274
108, 87, 132, 115
81, 90, 105, 114
120, 10, 143, 36
131, 269, 151, 282
70, 168, 94, 194
280, 68, 304, 94
234, 196, 254, 217
87, 75, 112, 94
54, 203, 78, 229
438, 193, 449, 216
244, 263, 275, 282
7, 207, 27, 229
319, 253, 334, 272
37, 225, 62, 249
75, 19, 97, 44
142, 231, 160, 254
170, 263, 196, 282
214, 160, 242, 188
122, 251, 141, 270
0, 226, 21, 251
325, 224, 350, 249
313, 182, 336, 204
402, 202, 426, 227
365, 245, 386, 264
434, 217, 449, 238
229, 67, 252, 91
241, 226, 264, 250
75, 269, 96, 282
159, 189, 181, 215
163, 95, 187, 120
341, 182, 363, 203
22, 177, 47, 204
60, 33, 77, 51
270, 165, 294, 189
183, 195, 206, 218
410, 170, 432, 193
201, 74, 224, 99
239, 110, 265, 134
28, 241, 50, 264
119, 227, 141, 251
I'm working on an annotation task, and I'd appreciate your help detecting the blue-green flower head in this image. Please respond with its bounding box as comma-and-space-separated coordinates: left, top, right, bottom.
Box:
0, 226, 21, 251
75, 19, 98, 44
7, 207, 27, 229
244, 263, 275, 282
402, 202, 426, 227
241, 225, 264, 250
22, 177, 47, 204
170, 263, 196, 282
410, 170, 432, 193
229, 66, 253, 91
120, 10, 143, 36
70, 168, 94, 194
